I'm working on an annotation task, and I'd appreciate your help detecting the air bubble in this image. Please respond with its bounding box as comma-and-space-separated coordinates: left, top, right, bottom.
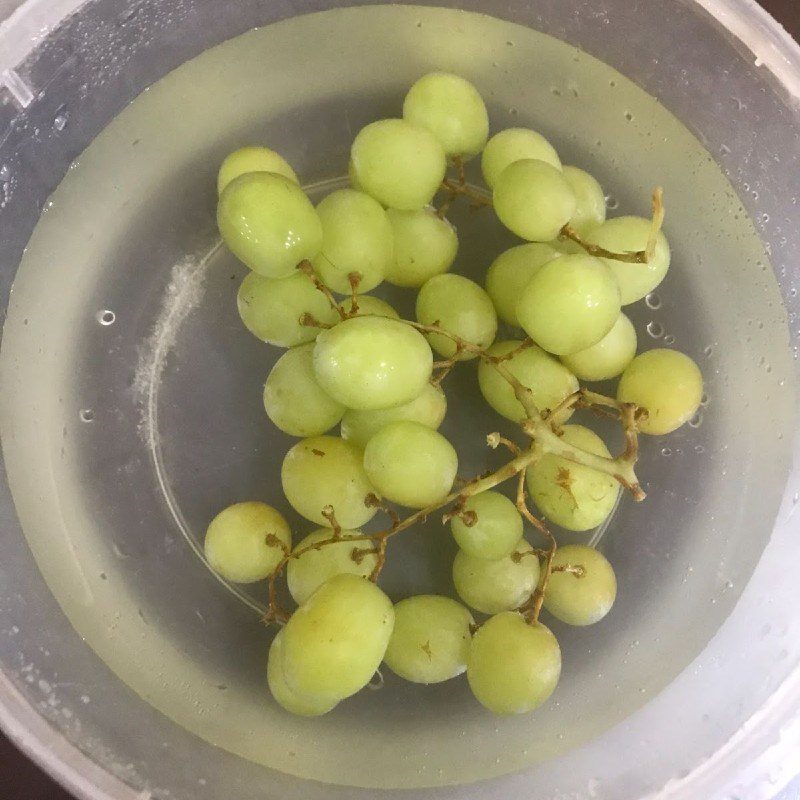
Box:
703, 345, 714, 357
509, 106, 518, 116
645, 292, 661, 310
646, 321, 664, 338
367, 669, 384, 690
689, 411, 703, 428
694, 444, 705, 453
624, 112, 633, 121
663, 334, 675, 345
97, 309, 116, 325
79, 409, 95, 423
605, 195, 619, 210
0, 164, 10, 181
661, 447, 672, 457
53, 107, 69, 132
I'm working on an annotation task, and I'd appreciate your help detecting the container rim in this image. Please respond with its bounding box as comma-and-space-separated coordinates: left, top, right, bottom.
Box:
0, 1, 798, 799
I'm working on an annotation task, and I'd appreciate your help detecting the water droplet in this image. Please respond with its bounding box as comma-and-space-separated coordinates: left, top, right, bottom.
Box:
663, 334, 676, 345
97, 309, 116, 326
700, 392, 709, 406
367, 669, 384, 690
52, 106, 69, 132
762, 213, 770, 222
645, 292, 661, 309
0, 164, 10, 181
605, 195, 619, 210
661, 447, 672, 457
694, 444, 705, 453
624, 111, 633, 121
79, 409, 95, 423
646, 321, 664, 338
703, 345, 714, 357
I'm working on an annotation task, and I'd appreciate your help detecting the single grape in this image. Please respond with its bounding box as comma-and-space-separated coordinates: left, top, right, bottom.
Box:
346, 295, 399, 319
516, 254, 621, 355
267, 631, 339, 716
237, 271, 339, 347
287, 528, 378, 605
485, 243, 564, 326
477, 340, 579, 423
481, 128, 562, 188
340, 383, 447, 449
263, 344, 345, 437
543, 545, 617, 626
217, 172, 322, 278
450, 491, 523, 561
415, 274, 498, 360
363, 421, 457, 508
384, 595, 474, 684
311, 188, 393, 294
526, 424, 619, 531
204, 502, 291, 584
562, 166, 606, 235
494, 159, 577, 242
584, 216, 671, 304
385, 207, 458, 288
281, 573, 395, 700
560, 313, 637, 381
217, 146, 298, 195
281, 436, 377, 528
313, 316, 433, 411
402, 72, 489, 158
350, 119, 447, 210
467, 612, 561, 715
452, 539, 540, 614
616, 348, 703, 435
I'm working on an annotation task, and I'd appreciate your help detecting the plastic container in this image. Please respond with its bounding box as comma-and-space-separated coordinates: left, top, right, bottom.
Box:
0, 1, 798, 799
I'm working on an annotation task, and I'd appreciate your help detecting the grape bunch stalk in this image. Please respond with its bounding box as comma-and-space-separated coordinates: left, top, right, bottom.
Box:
206, 72, 704, 718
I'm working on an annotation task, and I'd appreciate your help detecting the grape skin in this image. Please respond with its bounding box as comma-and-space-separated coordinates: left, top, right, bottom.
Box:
560, 313, 637, 381
450, 491, 523, 561
481, 128, 562, 188
363, 421, 458, 509
562, 165, 606, 235
543, 545, 617, 626
217, 146, 298, 195
263, 344, 345, 437
467, 612, 561, 715
383, 595, 474, 684
617, 348, 703, 434
204, 502, 291, 584
281, 436, 377, 528
526, 424, 619, 532
217, 172, 322, 278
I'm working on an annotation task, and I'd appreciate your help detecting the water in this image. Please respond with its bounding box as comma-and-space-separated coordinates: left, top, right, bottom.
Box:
0, 4, 793, 791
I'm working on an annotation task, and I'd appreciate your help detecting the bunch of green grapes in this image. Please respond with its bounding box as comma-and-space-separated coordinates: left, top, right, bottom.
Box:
203, 71, 704, 718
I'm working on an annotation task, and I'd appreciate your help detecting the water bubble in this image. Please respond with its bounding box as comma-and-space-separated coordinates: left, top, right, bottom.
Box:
663, 334, 676, 345
0, 164, 10, 181
645, 292, 661, 310
694, 444, 705, 453
605, 195, 619, 210
97, 309, 116, 326
509, 106, 518, 116
52, 106, 69, 132
551, 87, 562, 97
624, 111, 633, 121
661, 447, 672, 457
79, 409, 95, 423
703, 345, 714, 357
367, 669, 384, 690
646, 321, 664, 338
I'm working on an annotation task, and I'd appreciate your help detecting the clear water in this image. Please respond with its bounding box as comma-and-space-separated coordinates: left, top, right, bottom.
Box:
0, 4, 792, 790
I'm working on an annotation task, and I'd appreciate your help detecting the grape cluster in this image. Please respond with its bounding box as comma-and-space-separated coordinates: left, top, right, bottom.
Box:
205, 72, 703, 717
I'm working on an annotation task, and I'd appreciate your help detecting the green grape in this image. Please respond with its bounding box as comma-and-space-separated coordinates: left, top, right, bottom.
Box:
340, 383, 447, 449
560, 313, 637, 381
267, 631, 339, 716
350, 119, 447, 210
313, 316, 433, 411
584, 216, 671, 304
281, 436, 377, 528
481, 128, 562, 189
311, 188, 393, 294
467, 612, 561, 715
402, 72, 489, 158
543, 545, 617, 626
287, 528, 377, 605
485, 243, 564, 326
516, 254, 621, 355
217, 146, 298, 195
384, 595, 474, 684
237, 271, 339, 347
385, 207, 458, 288
562, 165, 606, 235
526, 424, 619, 531
477, 340, 579, 423
452, 539, 540, 614
281, 573, 395, 700
494, 159, 577, 242
347, 295, 399, 319
363, 421, 457, 508
415, 274, 498, 360
263, 344, 345, 437
347, 159, 364, 192
616, 348, 703, 435
450, 491, 523, 561
217, 172, 322, 278
204, 502, 291, 583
